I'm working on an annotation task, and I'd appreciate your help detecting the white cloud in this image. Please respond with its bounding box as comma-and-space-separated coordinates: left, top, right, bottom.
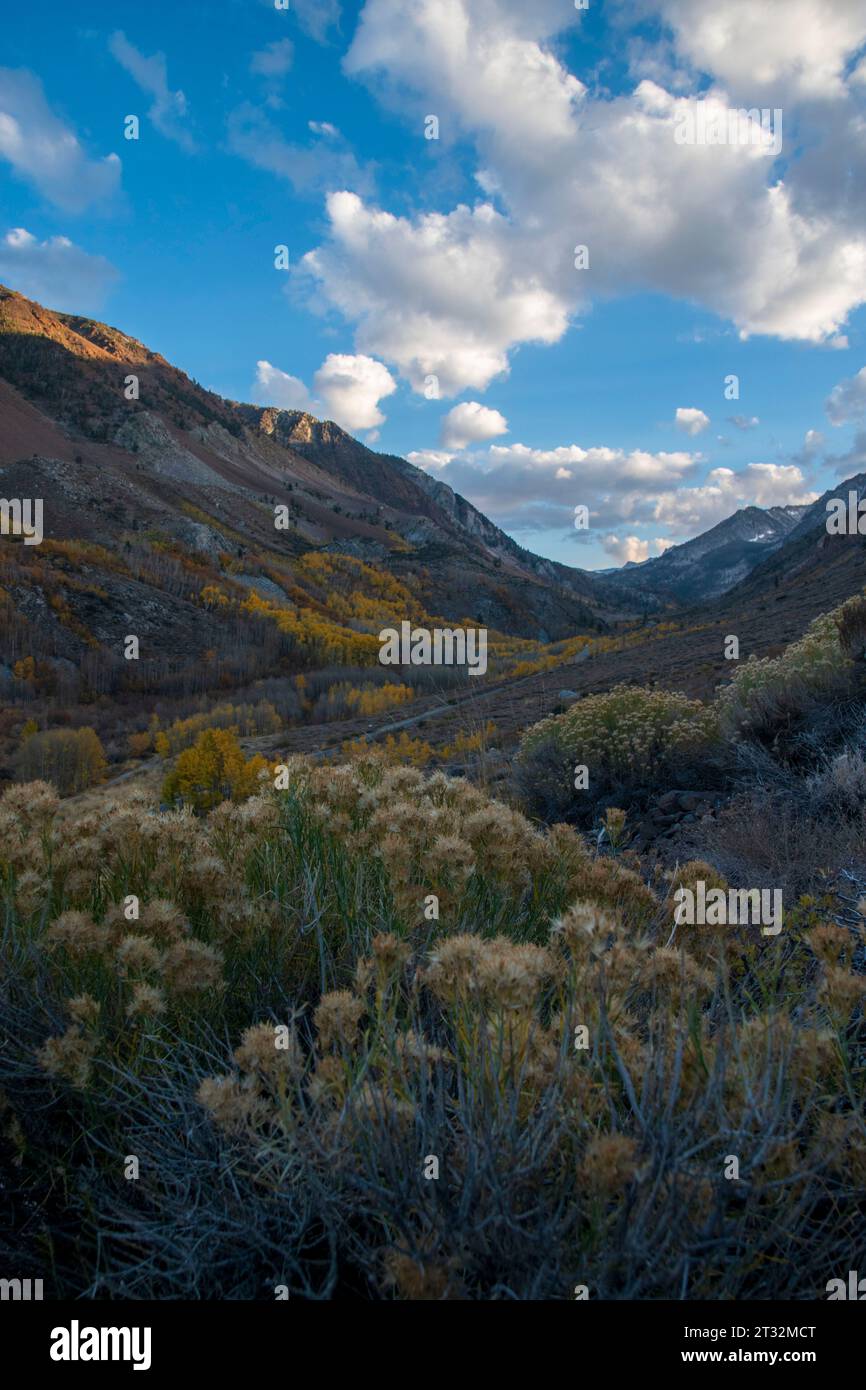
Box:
653, 463, 817, 533
309, 120, 340, 138
295, 0, 866, 396
412, 439, 698, 532
675, 407, 710, 436
440, 401, 508, 449
407, 449, 455, 470
299, 191, 567, 395
655, 537, 676, 554
735, 462, 817, 507
0, 68, 120, 212
313, 352, 397, 431
644, 0, 866, 101
410, 432, 818, 542
253, 360, 316, 413
346, 0, 584, 147
0, 227, 119, 312
250, 40, 294, 77
253, 352, 397, 431
604, 535, 649, 564
109, 32, 194, 151
826, 366, 866, 426
728, 414, 760, 430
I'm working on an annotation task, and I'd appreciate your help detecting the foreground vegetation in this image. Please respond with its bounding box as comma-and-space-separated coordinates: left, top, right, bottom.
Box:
518, 592, 866, 828
1, 744, 864, 1298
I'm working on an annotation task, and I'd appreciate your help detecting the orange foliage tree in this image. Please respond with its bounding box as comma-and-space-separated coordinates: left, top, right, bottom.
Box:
162, 728, 269, 812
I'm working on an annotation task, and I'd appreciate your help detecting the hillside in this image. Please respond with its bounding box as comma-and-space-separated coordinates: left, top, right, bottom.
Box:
0, 284, 630, 655
4, 283, 866, 795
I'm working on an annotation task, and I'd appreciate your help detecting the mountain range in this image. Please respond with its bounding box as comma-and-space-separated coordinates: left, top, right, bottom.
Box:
1, 282, 865, 701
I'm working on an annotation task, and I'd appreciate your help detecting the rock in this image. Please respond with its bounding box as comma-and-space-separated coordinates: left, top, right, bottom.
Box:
558, 689, 579, 702
677, 791, 713, 812
657, 789, 713, 814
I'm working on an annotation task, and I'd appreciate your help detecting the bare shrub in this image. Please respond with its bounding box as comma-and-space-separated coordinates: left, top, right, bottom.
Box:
686, 790, 866, 900
806, 748, 866, 819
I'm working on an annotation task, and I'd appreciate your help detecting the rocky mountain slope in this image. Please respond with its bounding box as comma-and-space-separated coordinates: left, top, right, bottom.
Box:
606, 504, 808, 602
0, 284, 633, 649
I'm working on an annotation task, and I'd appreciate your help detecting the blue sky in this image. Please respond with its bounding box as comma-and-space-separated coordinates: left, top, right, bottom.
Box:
2, 0, 866, 568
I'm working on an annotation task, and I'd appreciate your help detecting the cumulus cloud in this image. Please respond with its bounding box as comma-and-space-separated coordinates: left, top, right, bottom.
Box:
250, 40, 294, 77
299, 191, 567, 395
253, 352, 397, 431
313, 353, 397, 431
826, 366, 866, 426
604, 535, 649, 564
675, 407, 710, 436
0, 227, 119, 312
407, 449, 454, 470
253, 360, 316, 413
440, 401, 508, 449
642, 0, 866, 102
0, 68, 120, 212
109, 32, 194, 151
728, 414, 760, 430
652, 463, 817, 533
655, 537, 676, 554
409, 432, 818, 542
411, 439, 698, 533
288, 0, 866, 398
